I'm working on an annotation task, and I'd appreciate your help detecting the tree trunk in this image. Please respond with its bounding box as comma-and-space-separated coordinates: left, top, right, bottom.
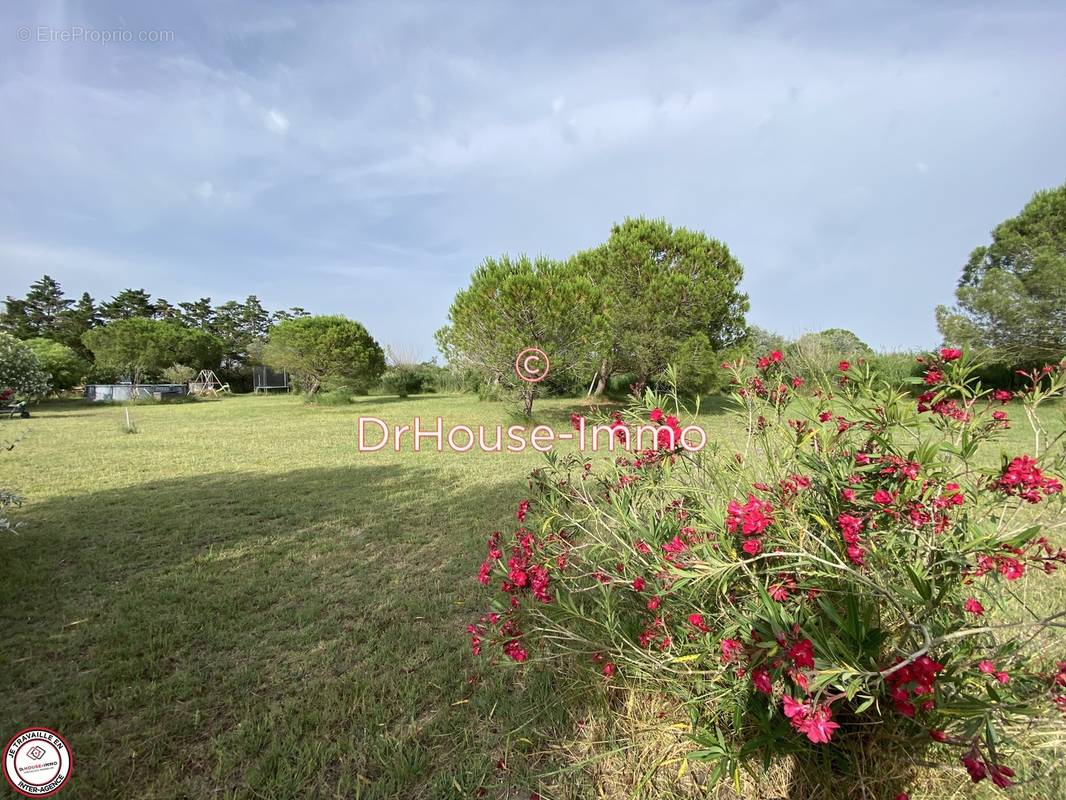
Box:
522, 385, 535, 417
589, 361, 609, 396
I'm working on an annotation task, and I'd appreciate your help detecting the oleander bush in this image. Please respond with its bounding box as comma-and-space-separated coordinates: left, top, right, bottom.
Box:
468, 349, 1066, 797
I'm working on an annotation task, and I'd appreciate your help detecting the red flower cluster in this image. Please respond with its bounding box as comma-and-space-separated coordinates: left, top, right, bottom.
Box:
688, 613, 711, 634
782, 695, 840, 744
995, 455, 1063, 503
978, 659, 1010, 685
962, 747, 1014, 787
469, 502, 564, 663
838, 513, 865, 565
884, 655, 944, 717
726, 495, 775, 555
971, 537, 1066, 582
735, 351, 804, 405
756, 350, 783, 370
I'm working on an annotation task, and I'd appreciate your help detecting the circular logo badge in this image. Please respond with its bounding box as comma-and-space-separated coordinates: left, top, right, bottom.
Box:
514, 347, 550, 383
3, 728, 72, 797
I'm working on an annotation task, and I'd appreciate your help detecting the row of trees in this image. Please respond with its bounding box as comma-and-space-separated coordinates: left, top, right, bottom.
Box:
4, 183, 1060, 405
0, 278, 312, 366
437, 217, 749, 414
0, 278, 317, 391
439, 184, 1065, 416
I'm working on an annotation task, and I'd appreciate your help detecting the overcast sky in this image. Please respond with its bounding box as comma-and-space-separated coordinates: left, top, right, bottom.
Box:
2, 0, 1064, 356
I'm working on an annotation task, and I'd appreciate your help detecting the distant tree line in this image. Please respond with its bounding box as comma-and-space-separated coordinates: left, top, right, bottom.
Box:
0, 277, 312, 390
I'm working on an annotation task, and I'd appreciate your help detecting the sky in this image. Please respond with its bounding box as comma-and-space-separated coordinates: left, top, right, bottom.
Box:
2, 0, 1064, 358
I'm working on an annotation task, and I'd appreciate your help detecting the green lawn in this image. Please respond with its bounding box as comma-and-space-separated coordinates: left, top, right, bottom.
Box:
0, 393, 681, 799
0, 393, 1061, 799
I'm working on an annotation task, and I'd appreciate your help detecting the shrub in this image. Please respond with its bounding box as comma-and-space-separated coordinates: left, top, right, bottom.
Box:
161, 364, 197, 385
867, 351, 923, 389
24, 338, 90, 393
787, 329, 873, 385
468, 349, 1066, 796
313, 388, 353, 406
380, 366, 423, 398
0, 333, 50, 401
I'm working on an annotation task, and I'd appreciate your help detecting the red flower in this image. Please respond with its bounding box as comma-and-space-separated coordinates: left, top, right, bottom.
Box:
798, 705, 840, 744
686, 618, 712, 635
838, 514, 864, 543
963, 597, 984, 615
769, 574, 796, 601
940, 348, 963, 361
999, 557, 1025, 580
962, 754, 987, 783
516, 500, 531, 522
992, 389, 1012, 403
634, 540, 651, 555
720, 638, 743, 662
978, 660, 996, 674
742, 538, 762, 556
782, 694, 809, 720
788, 639, 815, 669
503, 640, 528, 662
631, 577, 646, 592
647, 596, 662, 611
838, 360, 850, 372
751, 667, 773, 694
781, 696, 839, 743
602, 662, 617, 679
930, 729, 949, 742
662, 536, 688, 562
995, 455, 1062, 503
872, 489, 895, 505
726, 495, 775, 536
990, 764, 1015, 788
